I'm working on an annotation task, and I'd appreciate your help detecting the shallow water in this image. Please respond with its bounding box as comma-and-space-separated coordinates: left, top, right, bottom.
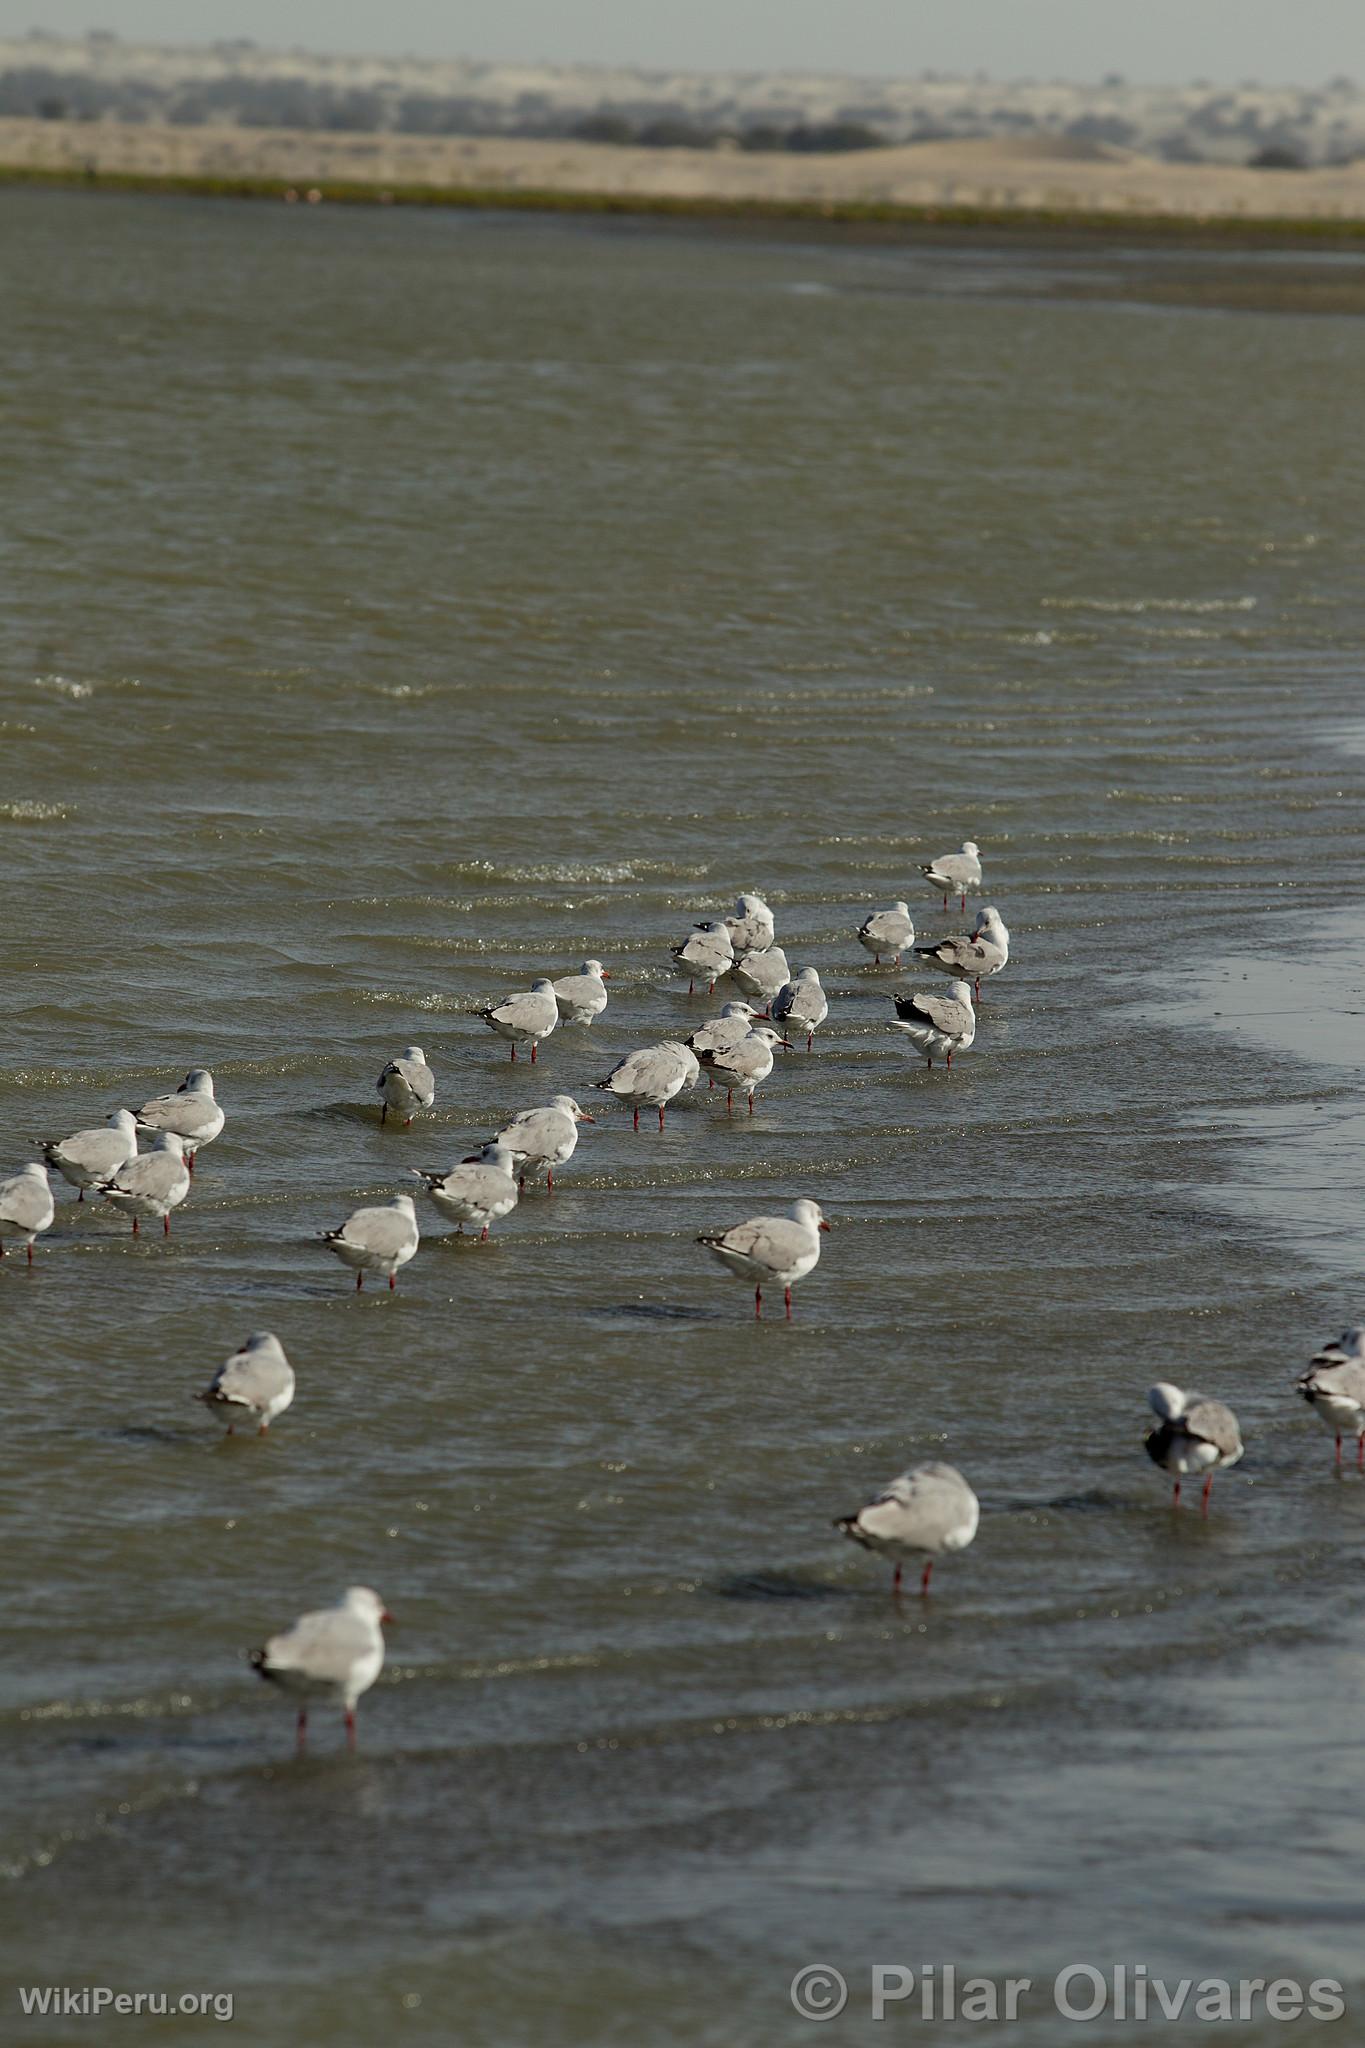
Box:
2, 191, 1364, 2044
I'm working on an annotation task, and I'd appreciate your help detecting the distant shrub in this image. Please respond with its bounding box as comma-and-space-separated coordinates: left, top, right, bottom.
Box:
572, 113, 636, 146
1248, 144, 1306, 169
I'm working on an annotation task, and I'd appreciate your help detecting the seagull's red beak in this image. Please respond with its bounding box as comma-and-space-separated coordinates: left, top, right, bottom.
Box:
381, 1610, 395, 1626
577, 1111, 596, 1123
818, 1219, 832, 1232
600, 971, 612, 980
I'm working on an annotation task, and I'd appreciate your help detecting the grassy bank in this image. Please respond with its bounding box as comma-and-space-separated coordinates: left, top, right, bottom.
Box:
4, 157, 1365, 247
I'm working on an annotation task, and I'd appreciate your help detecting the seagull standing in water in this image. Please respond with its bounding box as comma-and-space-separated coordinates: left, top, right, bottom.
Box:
322, 1192, 420, 1291
377, 1046, 435, 1127
1296, 1328, 1365, 1468
723, 892, 775, 955
1144, 1383, 1243, 1512
0, 1162, 55, 1264
250, 1585, 391, 1752
889, 981, 976, 1070
411, 1143, 519, 1241
835, 1462, 980, 1596
730, 945, 791, 1004
198, 1332, 296, 1437
479, 979, 559, 1063
697, 1023, 791, 1113
494, 1095, 595, 1190
135, 1069, 224, 1174
913, 906, 1010, 1001
98, 1132, 191, 1236
37, 1108, 139, 1201
671, 920, 734, 996
920, 840, 982, 912
697, 1197, 830, 1318
595, 1042, 694, 1130
856, 901, 915, 967
771, 967, 828, 1050
552, 959, 611, 1026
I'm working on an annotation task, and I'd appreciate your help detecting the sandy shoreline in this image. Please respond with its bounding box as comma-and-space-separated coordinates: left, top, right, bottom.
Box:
4, 116, 1365, 233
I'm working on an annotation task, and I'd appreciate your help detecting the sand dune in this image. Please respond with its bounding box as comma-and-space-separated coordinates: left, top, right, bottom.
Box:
4, 116, 1364, 221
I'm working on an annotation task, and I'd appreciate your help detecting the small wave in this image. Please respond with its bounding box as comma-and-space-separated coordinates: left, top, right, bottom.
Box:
32, 674, 94, 699
1039, 596, 1256, 615
0, 801, 70, 822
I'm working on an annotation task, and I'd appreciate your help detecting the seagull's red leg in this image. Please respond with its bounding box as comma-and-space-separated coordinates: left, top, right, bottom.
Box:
726, 1088, 734, 1115
345, 1709, 356, 1752
754, 1284, 762, 1319
187, 1153, 195, 1177
131, 1217, 139, 1236
633, 1106, 640, 1131
546, 1169, 553, 1192
874, 953, 880, 965
658, 1104, 666, 1131
688, 978, 695, 995
976, 978, 982, 1000
356, 1271, 364, 1292
747, 1090, 755, 1114
518, 1173, 526, 1191
530, 1042, 537, 1063
960, 893, 966, 911
946, 1051, 953, 1070
1336, 1433, 1343, 1465
942, 894, 948, 911
163, 1213, 171, 1235
784, 1286, 792, 1319
258, 1421, 268, 1436
921, 1559, 934, 1595
27, 1241, 34, 1265
1357, 1432, 1364, 1472
77, 1187, 84, 1202
1172, 1478, 1180, 1509
806, 1031, 813, 1051
480, 1226, 489, 1242
707, 979, 715, 995
925, 1056, 932, 1071
404, 1116, 412, 1129
296, 1709, 308, 1753
892, 1562, 902, 1594
381, 1103, 388, 1125
388, 1271, 396, 1290
707, 1072, 714, 1088
1201, 1472, 1213, 1516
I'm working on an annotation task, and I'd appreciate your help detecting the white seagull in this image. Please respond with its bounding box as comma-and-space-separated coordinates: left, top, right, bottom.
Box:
479, 979, 559, 1063
921, 840, 982, 912
836, 1461, 980, 1596
377, 1046, 435, 1126
671, 919, 734, 996
136, 1069, 224, 1173
1145, 1383, 1244, 1513
688, 1000, 769, 1086
493, 1094, 595, 1191
724, 892, 776, 955
412, 1143, 519, 1241
856, 901, 915, 967
98, 1132, 191, 1236
0, 1162, 56, 1265
697, 1196, 830, 1319
913, 906, 1009, 1001
1297, 1327, 1365, 1468
198, 1332, 296, 1437
595, 1041, 694, 1130
890, 980, 976, 1070
322, 1191, 420, 1291
730, 944, 791, 1003
772, 967, 828, 1050
552, 959, 611, 1026
697, 1022, 791, 1114
250, 1585, 391, 1752
37, 1108, 138, 1201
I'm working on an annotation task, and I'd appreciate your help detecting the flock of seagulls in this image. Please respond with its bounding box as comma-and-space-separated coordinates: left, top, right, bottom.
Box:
0, 842, 1353, 1746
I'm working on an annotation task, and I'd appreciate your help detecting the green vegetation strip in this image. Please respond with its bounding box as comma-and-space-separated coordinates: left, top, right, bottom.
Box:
3, 159, 1365, 244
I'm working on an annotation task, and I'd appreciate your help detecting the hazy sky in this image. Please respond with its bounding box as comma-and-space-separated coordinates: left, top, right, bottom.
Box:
4, 1, 1363, 85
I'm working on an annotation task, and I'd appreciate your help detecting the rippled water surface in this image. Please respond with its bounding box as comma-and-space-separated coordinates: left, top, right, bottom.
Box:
2, 191, 1365, 2045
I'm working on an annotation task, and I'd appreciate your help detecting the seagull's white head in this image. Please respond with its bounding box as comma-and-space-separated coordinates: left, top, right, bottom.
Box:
16, 1161, 48, 1182
719, 1000, 761, 1019
390, 1193, 417, 1217
108, 1109, 139, 1135
1336, 1327, 1365, 1357
580, 959, 608, 979
152, 1132, 186, 1156
961, 841, 980, 858
947, 979, 974, 1006
242, 1331, 285, 1356
890, 901, 910, 917
792, 1198, 832, 1233
734, 893, 770, 916
344, 1586, 392, 1626
180, 1069, 215, 1096
750, 1025, 792, 1050
400, 1045, 426, 1064
548, 1093, 591, 1122
797, 966, 822, 984
1148, 1382, 1187, 1422
695, 919, 729, 937
530, 978, 557, 995
471, 1143, 517, 1173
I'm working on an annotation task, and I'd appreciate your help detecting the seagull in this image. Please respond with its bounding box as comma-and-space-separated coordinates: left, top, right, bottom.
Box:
322, 1192, 420, 1291
0, 1162, 56, 1265
595, 1041, 694, 1130
97, 1132, 191, 1236
913, 906, 1009, 1001
198, 1332, 296, 1437
688, 1001, 768, 1086
723, 892, 775, 955
135, 1069, 224, 1173
1296, 1328, 1365, 1468
37, 1108, 138, 1201
493, 1094, 595, 1191
376, 1046, 435, 1126
771, 967, 828, 1050
411, 1143, 519, 1241
250, 1585, 391, 1752
835, 1461, 980, 1595
552, 959, 611, 1026
889, 980, 976, 1070
730, 945, 791, 1003
856, 901, 915, 967
697, 1196, 830, 1319
921, 840, 982, 912
479, 979, 559, 1062
1145, 1383, 1244, 1513
671, 920, 734, 996
697, 1023, 791, 1113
